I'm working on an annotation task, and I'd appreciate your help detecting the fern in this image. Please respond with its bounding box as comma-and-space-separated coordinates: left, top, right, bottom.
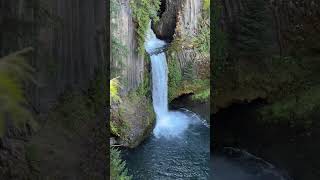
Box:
0, 48, 37, 136
110, 147, 132, 180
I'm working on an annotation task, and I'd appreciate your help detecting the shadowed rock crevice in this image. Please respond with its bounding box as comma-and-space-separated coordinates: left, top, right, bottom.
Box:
153, 0, 181, 42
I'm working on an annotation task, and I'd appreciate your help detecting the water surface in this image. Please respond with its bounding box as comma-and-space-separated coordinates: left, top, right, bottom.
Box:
124, 110, 210, 180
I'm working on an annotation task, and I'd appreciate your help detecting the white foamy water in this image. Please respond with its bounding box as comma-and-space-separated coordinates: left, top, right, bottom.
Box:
144, 23, 196, 138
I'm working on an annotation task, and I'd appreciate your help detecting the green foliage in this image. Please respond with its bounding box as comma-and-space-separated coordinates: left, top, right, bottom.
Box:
110, 78, 121, 103
110, 121, 121, 137
192, 0, 210, 57
110, 109, 130, 139
130, 0, 161, 55
193, 19, 210, 56
169, 78, 210, 102
260, 85, 320, 128
110, 148, 132, 180
136, 71, 151, 98
168, 55, 182, 100
192, 88, 210, 102
203, 0, 210, 11
0, 49, 37, 137
51, 92, 95, 131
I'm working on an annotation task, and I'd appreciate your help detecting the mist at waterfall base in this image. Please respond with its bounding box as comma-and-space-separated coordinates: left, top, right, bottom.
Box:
123, 25, 210, 179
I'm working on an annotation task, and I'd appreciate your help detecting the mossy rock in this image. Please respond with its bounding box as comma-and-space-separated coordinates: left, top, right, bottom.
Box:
110, 91, 155, 148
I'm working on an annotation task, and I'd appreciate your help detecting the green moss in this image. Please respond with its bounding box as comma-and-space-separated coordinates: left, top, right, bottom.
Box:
110, 88, 155, 147
167, 55, 182, 100
260, 85, 320, 128
192, 88, 210, 102
50, 92, 95, 132
169, 78, 210, 102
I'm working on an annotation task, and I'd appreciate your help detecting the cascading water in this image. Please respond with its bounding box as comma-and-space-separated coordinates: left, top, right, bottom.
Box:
144, 26, 168, 118
123, 24, 209, 179
145, 23, 192, 138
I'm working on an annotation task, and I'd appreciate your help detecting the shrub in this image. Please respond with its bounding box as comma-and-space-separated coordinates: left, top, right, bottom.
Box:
130, 0, 161, 55
167, 55, 182, 100
110, 78, 121, 103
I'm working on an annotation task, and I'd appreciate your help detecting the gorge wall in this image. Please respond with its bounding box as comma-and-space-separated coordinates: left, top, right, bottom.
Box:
155, 0, 203, 70
111, 0, 145, 94
154, 0, 210, 102
214, 0, 320, 113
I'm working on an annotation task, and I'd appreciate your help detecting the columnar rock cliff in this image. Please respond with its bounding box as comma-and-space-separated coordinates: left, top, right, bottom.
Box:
36, 0, 106, 111
175, 0, 203, 73
111, 0, 145, 94
155, 0, 203, 69
0, 0, 106, 112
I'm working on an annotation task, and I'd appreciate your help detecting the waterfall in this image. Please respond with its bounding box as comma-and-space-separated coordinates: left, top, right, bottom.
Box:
144, 26, 168, 118
145, 23, 195, 138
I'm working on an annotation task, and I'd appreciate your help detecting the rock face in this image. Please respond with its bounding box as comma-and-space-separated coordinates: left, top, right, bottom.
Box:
153, 0, 181, 41
111, 95, 155, 148
156, 0, 204, 72
219, 0, 320, 56
111, 0, 145, 94
214, 0, 320, 112
154, 0, 209, 101
110, 0, 155, 147
36, 0, 106, 112
0, 0, 107, 112
154, 0, 202, 41
175, 0, 203, 73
